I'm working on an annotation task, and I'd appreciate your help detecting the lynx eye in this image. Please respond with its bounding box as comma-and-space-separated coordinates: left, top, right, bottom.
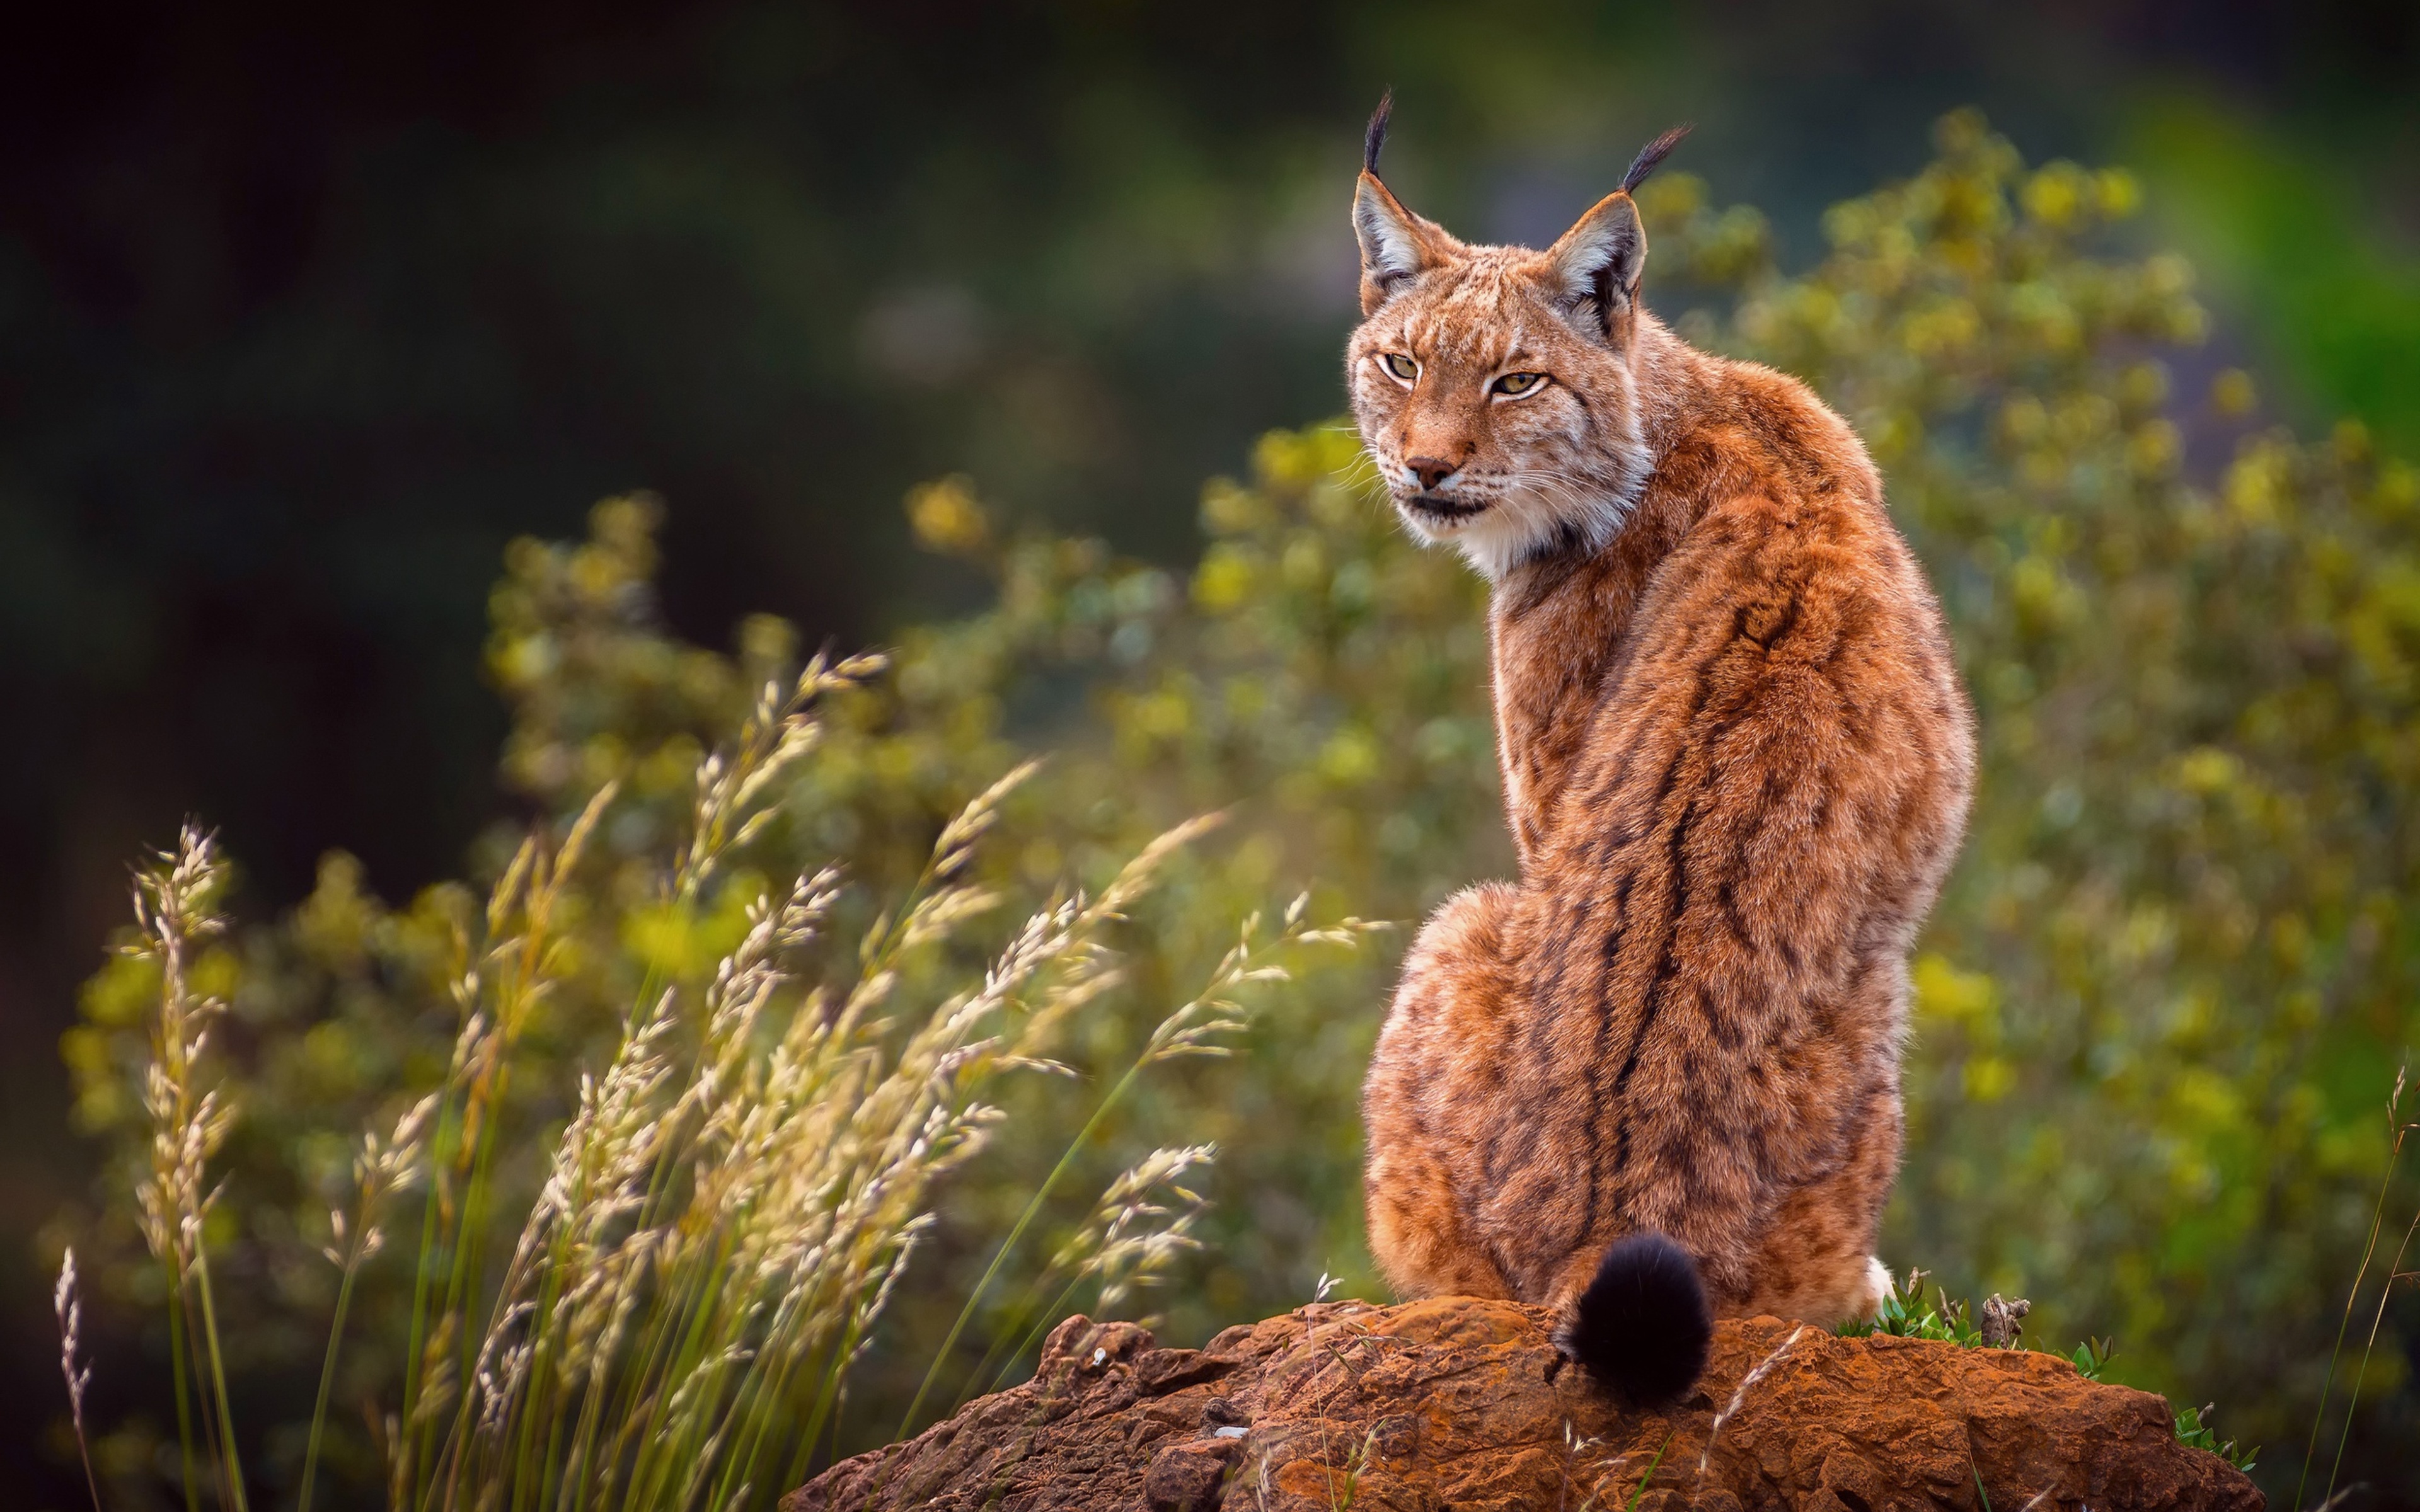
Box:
1492, 371, 1548, 398
1381, 353, 1420, 382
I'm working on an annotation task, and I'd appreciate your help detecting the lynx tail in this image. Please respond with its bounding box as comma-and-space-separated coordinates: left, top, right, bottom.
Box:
1555, 1232, 1713, 1406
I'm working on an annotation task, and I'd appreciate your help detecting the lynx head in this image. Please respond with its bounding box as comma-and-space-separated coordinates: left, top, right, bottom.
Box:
1345, 100, 1690, 580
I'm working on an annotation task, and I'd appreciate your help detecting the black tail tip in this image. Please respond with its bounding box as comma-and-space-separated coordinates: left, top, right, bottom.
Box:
1556, 1232, 1712, 1407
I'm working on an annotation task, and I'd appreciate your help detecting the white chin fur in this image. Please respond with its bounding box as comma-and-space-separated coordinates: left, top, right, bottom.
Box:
1398, 489, 1627, 581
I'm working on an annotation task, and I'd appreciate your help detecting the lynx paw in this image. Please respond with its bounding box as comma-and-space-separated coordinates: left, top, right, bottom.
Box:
1858, 1257, 1894, 1318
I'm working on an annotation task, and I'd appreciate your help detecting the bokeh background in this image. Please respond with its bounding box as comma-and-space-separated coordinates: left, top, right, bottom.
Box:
9, 0, 2420, 1505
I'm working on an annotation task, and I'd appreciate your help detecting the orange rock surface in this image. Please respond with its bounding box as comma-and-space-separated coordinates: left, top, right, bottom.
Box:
783, 1298, 2262, 1511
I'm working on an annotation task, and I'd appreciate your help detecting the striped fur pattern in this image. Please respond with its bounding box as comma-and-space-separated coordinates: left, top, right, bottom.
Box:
1349, 130, 1976, 1337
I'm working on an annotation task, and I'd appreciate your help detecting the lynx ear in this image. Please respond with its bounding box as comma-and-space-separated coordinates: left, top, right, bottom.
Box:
1540, 125, 1690, 342
1352, 94, 1453, 314
1541, 190, 1647, 341
1354, 173, 1450, 315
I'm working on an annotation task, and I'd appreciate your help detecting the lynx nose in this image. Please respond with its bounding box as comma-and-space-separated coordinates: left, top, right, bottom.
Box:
1406, 455, 1461, 490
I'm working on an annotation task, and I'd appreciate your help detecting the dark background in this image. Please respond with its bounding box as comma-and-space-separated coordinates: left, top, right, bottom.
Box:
6, 0, 2418, 1498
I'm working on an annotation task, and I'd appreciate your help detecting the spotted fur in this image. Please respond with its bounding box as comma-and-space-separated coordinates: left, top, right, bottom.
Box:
1349, 122, 1977, 1358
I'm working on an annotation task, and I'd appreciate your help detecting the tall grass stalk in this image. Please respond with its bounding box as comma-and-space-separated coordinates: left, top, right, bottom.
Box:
55, 1248, 103, 1512
387, 700, 1274, 1509
401, 784, 611, 1509
128, 823, 248, 1512
897, 885, 1381, 1438
189, 1252, 248, 1511
959, 1143, 1218, 1405
298, 1093, 437, 1512
544, 653, 887, 1512
2313, 1065, 2418, 1510
412, 801, 1199, 1510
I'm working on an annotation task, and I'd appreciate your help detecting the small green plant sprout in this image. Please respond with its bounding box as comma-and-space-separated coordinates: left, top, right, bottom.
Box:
1834, 1267, 1984, 1346
2063, 1337, 2116, 1382
2175, 1402, 2258, 1475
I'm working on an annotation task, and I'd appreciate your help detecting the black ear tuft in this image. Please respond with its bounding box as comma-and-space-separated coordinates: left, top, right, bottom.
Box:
1620, 123, 1694, 195
1555, 1232, 1713, 1407
1364, 90, 1395, 178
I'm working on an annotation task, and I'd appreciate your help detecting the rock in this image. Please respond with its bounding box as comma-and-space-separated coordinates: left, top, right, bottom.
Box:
1142, 1438, 1240, 1511
781, 1298, 2263, 1512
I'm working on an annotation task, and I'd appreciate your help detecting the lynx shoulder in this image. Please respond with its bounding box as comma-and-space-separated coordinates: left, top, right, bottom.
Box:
1347, 103, 1976, 1405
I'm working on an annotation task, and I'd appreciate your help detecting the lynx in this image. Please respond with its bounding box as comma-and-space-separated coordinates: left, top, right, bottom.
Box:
1350, 101, 1976, 1405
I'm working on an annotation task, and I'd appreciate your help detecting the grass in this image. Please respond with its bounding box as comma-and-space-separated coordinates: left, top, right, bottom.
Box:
2295, 1062, 2418, 1511
124, 822, 246, 1512
1325, 1424, 1380, 1511
1615, 1436, 1671, 1512
1555, 1423, 1672, 1512
55, 1249, 101, 1512
55, 651, 1376, 1512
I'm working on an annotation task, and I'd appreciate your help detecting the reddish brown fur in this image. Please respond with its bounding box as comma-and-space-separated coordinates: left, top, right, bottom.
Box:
1350, 146, 1974, 1328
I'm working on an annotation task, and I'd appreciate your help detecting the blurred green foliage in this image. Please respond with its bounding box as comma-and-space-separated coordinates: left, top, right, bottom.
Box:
2127, 94, 2420, 461
60, 112, 2419, 1506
